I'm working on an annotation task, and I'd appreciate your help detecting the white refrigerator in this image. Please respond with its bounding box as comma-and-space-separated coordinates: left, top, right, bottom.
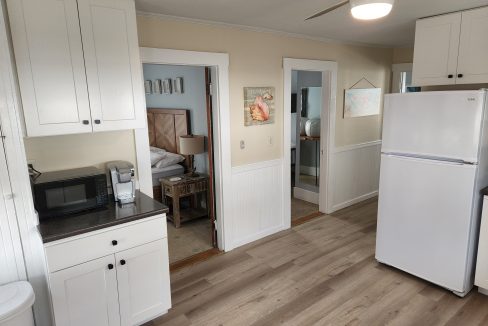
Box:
376, 90, 488, 296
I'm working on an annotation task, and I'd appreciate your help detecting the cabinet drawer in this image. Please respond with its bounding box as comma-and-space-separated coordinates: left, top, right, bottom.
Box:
45, 215, 166, 272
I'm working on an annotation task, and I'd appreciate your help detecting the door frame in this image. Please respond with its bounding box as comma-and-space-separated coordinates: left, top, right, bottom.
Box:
283, 58, 338, 226
391, 63, 413, 93
134, 48, 231, 251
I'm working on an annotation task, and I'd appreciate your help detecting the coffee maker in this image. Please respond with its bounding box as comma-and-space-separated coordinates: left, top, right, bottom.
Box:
107, 161, 135, 204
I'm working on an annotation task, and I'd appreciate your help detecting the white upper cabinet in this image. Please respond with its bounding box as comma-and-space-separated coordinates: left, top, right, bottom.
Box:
78, 0, 145, 132
457, 7, 488, 84
412, 12, 461, 86
7, 0, 145, 137
412, 6, 488, 87
7, 0, 92, 136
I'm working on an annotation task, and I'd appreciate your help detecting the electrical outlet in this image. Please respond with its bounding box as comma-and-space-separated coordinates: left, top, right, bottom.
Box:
240, 140, 245, 149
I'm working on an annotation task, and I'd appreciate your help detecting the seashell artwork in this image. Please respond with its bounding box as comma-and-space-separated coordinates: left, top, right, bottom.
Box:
244, 87, 275, 126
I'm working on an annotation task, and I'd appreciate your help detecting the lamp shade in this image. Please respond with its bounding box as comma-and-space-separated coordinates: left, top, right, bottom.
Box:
179, 135, 205, 155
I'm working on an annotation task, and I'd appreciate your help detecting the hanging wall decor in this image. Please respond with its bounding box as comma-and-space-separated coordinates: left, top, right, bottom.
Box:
344, 77, 381, 118
244, 87, 275, 126
144, 80, 152, 94
152, 79, 162, 94
163, 79, 172, 94
173, 77, 184, 94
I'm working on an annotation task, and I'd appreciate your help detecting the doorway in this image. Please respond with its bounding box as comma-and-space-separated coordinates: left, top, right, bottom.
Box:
135, 48, 231, 256
142, 63, 217, 264
283, 59, 338, 227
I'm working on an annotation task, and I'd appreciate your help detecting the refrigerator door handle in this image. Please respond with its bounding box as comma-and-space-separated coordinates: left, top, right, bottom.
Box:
381, 153, 470, 166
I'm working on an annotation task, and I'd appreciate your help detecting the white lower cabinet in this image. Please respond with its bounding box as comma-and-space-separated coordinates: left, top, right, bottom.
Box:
117, 240, 171, 326
45, 216, 171, 326
49, 255, 120, 326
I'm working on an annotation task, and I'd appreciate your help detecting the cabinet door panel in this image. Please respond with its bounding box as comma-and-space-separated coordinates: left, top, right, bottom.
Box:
457, 7, 488, 84
49, 255, 120, 326
116, 239, 171, 326
412, 13, 461, 86
78, 0, 145, 132
6, 0, 92, 136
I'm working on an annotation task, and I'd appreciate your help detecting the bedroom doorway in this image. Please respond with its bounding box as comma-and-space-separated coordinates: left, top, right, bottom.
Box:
142, 63, 218, 265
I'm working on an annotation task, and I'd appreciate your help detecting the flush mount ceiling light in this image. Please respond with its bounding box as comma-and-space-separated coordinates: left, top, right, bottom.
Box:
350, 0, 394, 20
305, 0, 395, 21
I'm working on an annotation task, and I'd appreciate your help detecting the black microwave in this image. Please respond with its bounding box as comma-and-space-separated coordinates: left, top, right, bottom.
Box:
32, 166, 109, 220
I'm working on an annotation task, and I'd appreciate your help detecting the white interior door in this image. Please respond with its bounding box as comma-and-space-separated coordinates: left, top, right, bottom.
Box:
412, 12, 461, 86
7, 0, 92, 136
116, 239, 171, 326
382, 91, 484, 163
78, 0, 145, 132
376, 154, 477, 293
49, 255, 120, 326
457, 7, 488, 84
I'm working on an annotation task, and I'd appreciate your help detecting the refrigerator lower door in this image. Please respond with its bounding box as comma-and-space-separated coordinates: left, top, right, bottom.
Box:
376, 154, 477, 293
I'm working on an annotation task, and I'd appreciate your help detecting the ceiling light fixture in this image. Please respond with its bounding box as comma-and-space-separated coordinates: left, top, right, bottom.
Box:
350, 0, 394, 20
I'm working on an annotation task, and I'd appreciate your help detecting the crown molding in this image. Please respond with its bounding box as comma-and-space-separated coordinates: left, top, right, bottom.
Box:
136, 11, 393, 49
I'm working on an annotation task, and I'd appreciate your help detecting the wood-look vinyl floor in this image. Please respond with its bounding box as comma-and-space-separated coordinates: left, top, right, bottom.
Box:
146, 198, 488, 326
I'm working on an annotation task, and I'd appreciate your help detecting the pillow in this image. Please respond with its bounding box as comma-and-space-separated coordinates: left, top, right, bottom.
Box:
150, 146, 166, 166
153, 152, 185, 168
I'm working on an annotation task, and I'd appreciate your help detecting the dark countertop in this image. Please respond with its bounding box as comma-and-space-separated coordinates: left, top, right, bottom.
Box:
38, 191, 168, 243
482, 187, 488, 197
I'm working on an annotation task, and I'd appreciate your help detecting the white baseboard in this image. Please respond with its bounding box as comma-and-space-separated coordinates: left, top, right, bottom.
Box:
294, 186, 319, 204
331, 190, 378, 212
231, 225, 287, 249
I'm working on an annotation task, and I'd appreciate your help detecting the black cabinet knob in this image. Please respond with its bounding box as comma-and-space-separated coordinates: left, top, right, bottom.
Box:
108, 264, 114, 270
448, 74, 453, 79
94, 119, 101, 124
82, 120, 89, 125
112, 240, 118, 246
120, 259, 126, 265
458, 74, 463, 78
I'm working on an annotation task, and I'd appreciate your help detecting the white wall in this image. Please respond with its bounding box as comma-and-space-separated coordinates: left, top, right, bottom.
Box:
137, 15, 392, 166
143, 64, 209, 173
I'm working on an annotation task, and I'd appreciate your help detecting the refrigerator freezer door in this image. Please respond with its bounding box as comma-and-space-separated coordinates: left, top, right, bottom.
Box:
376, 154, 477, 293
382, 91, 485, 163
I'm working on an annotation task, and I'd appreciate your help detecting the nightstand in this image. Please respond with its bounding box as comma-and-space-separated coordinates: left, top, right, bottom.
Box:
160, 174, 210, 228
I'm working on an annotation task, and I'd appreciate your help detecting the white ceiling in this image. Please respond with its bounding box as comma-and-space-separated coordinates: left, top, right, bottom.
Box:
135, 0, 488, 47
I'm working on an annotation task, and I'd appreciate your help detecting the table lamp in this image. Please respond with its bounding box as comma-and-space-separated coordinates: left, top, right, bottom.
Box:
179, 135, 205, 177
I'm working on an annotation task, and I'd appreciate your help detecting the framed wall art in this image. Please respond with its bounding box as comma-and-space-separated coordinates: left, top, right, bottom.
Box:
244, 87, 275, 126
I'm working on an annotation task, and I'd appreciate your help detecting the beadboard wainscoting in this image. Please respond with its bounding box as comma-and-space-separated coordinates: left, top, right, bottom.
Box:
330, 140, 382, 212
230, 159, 285, 249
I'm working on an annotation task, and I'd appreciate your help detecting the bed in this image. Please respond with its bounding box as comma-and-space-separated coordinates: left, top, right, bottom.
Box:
147, 108, 191, 201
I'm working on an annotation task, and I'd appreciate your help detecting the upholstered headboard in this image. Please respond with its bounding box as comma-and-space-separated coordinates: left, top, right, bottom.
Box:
147, 108, 191, 171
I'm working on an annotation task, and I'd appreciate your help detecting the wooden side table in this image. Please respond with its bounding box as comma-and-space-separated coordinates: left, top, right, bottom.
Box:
160, 174, 210, 228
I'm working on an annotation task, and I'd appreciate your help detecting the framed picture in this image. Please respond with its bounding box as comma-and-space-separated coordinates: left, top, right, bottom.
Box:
144, 80, 152, 95
163, 79, 172, 94
152, 79, 162, 94
244, 87, 275, 126
344, 88, 381, 118
173, 77, 184, 94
